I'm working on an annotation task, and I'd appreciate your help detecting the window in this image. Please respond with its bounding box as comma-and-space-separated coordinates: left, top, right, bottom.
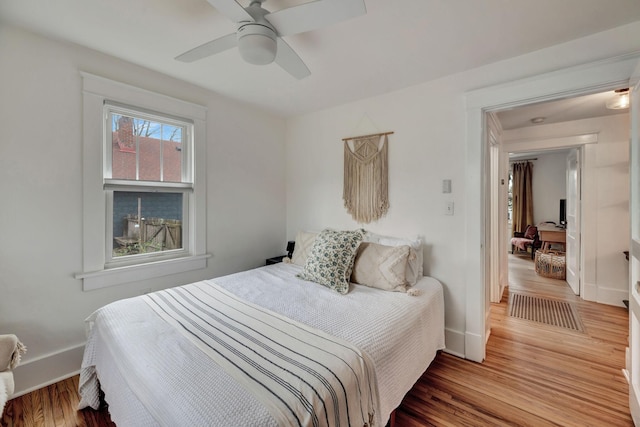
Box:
77, 73, 208, 291
104, 104, 192, 266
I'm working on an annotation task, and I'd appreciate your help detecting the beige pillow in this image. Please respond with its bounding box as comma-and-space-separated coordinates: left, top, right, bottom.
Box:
290, 231, 318, 266
351, 242, 410, 292
365, 232, 423, 285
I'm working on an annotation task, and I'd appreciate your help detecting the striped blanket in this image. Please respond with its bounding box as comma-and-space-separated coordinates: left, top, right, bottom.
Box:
142, 282, 380, 427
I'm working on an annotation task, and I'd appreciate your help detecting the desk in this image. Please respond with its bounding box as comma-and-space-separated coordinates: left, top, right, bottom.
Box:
537, 225, 566, 252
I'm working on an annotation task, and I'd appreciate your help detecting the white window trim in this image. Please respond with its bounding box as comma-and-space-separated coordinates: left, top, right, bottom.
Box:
102, 103, 194, 267
76, 72, 209, 291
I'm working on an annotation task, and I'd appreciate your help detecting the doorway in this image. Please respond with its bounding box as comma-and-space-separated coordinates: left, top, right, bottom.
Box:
490, 97, 630, 307
463, 54, 639, 363
504, 147, 575, 299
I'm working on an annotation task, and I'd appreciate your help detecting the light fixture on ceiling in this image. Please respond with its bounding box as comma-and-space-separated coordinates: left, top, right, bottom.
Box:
605, 88, 630, 110
530, 117, 546, 124
237, 23, 278, 65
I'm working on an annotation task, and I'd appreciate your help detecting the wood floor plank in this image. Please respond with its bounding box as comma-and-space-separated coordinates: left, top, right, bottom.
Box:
55, 378, 81, 426
1, 253, 632, 426
25, 390, 44, 427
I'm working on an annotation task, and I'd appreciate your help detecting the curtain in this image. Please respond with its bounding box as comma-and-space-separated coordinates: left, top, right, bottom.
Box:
511, 161, 534, 235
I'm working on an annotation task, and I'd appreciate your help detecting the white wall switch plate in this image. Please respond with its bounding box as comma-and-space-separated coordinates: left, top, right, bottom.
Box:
445, 201, 454, 215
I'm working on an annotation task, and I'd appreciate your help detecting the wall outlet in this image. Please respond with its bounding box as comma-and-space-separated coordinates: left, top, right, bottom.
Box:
445, 201, 454, 215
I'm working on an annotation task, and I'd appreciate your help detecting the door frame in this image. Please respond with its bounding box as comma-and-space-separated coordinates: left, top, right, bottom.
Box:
463, 53, 639, 362
501, 141, 590, 294
486, 112, 506, 306
626, 59, 640, 425
565, 147, 581, 295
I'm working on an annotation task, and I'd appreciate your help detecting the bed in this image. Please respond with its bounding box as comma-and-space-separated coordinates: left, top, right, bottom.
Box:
78, 232, 445, 426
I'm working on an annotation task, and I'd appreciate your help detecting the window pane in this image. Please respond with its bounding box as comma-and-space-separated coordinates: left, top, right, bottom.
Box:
136, 118, 160, 181
111, 114, 137, 180
162, 125, 183, 183
112, 191, 183, 258
111, 113, 184, 182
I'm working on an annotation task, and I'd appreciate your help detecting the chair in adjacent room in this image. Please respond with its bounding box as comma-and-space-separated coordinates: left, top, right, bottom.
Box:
510, 225, 541, 259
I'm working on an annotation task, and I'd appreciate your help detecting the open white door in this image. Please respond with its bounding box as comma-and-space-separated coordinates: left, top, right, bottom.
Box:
566, 148, 580, 295
627, 61, 640, 425
487, 113, 505, 304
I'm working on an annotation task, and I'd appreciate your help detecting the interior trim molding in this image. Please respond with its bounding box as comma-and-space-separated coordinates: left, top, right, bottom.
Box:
464, 331, 484, 363
594, 285, 630, 308
465, 52, 640, 111
11, 343, 85, 398
502, 133, 599, 150
443, 328, 465, 358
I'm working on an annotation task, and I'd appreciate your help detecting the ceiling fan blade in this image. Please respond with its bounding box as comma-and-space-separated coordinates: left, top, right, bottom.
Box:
206, 0, 254, 23
275, 38, 311, 79
175, 33, 238, 62
265, 0, 366, 37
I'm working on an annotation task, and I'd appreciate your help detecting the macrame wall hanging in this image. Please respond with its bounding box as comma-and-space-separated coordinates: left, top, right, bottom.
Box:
342, 131, 393, 224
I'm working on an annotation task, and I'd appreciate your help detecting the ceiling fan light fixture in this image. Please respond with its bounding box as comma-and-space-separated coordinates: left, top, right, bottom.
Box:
605, 88, 630, 110
176, 0, 366, 78
237, 23, 277, 65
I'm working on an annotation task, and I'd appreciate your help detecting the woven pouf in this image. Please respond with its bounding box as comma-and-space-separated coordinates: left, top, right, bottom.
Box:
534, 251, 566, 280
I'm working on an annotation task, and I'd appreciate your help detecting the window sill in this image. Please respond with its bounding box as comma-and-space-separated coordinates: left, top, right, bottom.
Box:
76, 253, 211, 291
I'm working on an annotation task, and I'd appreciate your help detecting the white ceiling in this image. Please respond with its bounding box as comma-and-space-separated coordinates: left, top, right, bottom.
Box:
2, 0, 640, 117
497, 90, 630, 131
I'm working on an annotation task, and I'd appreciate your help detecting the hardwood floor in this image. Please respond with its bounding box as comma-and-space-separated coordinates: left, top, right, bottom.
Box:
1, 376, 114, 427
2, 253, 632, 426
397, 253, 632, 426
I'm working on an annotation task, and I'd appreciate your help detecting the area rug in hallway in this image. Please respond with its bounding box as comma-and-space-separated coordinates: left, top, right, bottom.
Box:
508, 292, 585, 332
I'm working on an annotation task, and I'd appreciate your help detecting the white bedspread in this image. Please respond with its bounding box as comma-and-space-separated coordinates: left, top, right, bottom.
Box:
143, 282, 379, 426
79, 263, 445, 426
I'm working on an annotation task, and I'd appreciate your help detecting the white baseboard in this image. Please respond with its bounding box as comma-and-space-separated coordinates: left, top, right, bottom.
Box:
11, 343, 85, 398
464, 330, 484, 362
595, 286, 629, 307
583, 281, 597, 301
443, 328, 484, 361
582, 281, 628, 307
444, 327, 465, 358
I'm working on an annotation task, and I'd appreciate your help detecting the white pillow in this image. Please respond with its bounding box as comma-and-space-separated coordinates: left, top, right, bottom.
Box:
351, 242, 410, 292
365, 232, 423, 285
290, 230, 318, 266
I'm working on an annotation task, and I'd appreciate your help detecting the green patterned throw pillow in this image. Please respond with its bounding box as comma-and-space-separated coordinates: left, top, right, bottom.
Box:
297, 228, 365, 294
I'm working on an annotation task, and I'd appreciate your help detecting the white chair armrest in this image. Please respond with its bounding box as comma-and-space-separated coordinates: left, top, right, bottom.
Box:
0, 370, 14, 396
0, 370, 14, 417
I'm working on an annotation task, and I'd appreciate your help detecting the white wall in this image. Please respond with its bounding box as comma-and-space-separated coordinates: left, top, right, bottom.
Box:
286, 82, 468, 354
286, 23, 640, 356
0, 25, 286, 394
504, 115, 630, 306
531, 152, 568, 225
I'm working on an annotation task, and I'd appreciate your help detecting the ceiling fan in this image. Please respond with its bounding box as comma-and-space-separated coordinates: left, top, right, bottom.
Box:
175, 0, 366, 79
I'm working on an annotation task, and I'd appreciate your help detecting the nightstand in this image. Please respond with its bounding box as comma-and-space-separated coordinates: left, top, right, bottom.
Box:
266, 255, 286, 265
